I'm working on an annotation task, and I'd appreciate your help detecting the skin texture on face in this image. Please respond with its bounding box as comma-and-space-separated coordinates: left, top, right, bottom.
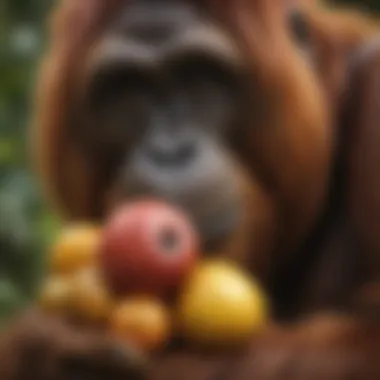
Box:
32, 0, 332, 268
76, 1, 247, 252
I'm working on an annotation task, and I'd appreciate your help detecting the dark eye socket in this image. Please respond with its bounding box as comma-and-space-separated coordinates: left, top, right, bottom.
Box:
83, 66, 155, 146
169, 54, 242, 129
170, 53, 239, 91
88, 65, 155, 111
289, 10, 311, 47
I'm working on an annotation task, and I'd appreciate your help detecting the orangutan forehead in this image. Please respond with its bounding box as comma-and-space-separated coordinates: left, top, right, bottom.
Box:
108, 0, 203, 39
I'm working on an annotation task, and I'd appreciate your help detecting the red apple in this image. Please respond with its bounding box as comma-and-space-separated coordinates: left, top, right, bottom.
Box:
99, 200, 199, 295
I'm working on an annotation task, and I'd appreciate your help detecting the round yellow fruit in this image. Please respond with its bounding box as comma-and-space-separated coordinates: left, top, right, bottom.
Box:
70, 267, 114, 322
110, 297, 171, 352
49, 224, 101, 275
39, 275, 74, 313
176, 260, 269, 346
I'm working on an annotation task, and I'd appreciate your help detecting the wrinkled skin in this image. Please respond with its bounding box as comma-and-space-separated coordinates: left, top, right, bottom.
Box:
2, 0, 380, 379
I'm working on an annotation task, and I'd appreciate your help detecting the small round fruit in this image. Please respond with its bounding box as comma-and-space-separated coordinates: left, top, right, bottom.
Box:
176, 260, 269, 346
39, 276, 73, 313
70, 267, 114, 322
100, 200, 199, 295
49, 224, 101, 274
110, 297, 171, 352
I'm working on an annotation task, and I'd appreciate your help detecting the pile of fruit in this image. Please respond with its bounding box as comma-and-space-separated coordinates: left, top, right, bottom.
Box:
39, 200, 269, 353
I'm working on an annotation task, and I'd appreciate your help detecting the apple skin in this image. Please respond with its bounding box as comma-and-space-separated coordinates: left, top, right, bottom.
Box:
99, 200, 200, 296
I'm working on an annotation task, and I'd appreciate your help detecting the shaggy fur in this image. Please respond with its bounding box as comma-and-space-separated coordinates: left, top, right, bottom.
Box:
2, 0, 380, 379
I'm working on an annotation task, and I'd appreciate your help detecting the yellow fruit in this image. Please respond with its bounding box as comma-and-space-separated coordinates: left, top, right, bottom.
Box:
70, 267, 114, 322
176, 260, 269, 346
39, 275, 73, 313
49, 224, 101, 275
110, 297, 171, 352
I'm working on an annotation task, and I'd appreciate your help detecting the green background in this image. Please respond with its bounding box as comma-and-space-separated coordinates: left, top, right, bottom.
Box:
0, 0, 378, 324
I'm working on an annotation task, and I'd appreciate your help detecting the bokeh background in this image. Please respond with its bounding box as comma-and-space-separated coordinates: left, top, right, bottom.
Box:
0, 0, 379, 325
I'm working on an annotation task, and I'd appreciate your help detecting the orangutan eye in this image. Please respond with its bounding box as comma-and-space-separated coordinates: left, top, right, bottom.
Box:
169, 53, 242, 131
82, 66, 157, 149
289, 10, 311, 48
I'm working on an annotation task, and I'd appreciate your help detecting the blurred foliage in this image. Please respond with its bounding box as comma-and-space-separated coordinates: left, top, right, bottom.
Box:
0, 0, 380, 324
0, 0, 61, 324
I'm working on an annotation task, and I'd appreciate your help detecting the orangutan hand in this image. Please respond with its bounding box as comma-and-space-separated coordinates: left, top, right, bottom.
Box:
0, 309, 147, 380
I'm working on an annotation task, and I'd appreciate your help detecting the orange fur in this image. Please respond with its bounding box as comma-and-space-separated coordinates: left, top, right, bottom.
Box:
5, 1, 378, 379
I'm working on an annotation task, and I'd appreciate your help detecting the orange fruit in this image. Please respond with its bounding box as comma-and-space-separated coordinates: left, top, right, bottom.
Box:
50, 224, 101, 275
176, 260, 269, 346
70, 267, 114, 323
39, 275, 74, 313
110, 297, 171, 352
